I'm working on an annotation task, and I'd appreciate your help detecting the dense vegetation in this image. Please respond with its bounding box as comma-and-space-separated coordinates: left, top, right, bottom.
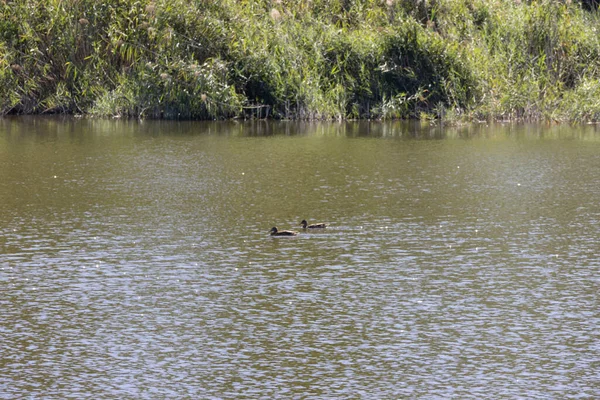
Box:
1, 0, 599, 122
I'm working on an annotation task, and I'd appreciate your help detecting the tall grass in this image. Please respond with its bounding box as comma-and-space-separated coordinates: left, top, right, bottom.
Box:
1, 0, 599, 122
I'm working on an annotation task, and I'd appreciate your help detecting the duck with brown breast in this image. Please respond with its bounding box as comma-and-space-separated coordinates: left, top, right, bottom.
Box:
270, 227, 298, 236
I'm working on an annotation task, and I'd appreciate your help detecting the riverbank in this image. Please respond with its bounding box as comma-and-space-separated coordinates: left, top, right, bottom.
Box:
1, 0, 599, 122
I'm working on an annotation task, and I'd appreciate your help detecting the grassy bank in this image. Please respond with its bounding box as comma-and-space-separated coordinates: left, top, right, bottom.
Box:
1, 0, 599, 122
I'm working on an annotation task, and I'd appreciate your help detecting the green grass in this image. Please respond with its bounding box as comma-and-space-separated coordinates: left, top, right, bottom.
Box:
1, 0, 599, 122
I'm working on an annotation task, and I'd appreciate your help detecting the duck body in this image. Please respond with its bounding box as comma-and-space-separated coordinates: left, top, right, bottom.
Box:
270, 226, 298, 236
300, 219, 327, 229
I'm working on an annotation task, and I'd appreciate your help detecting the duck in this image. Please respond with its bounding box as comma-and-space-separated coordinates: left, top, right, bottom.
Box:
300, 219, 327, 229
269, 226, 298, 236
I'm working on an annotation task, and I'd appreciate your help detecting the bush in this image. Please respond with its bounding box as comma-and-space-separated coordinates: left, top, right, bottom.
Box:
1, 0, 600, 122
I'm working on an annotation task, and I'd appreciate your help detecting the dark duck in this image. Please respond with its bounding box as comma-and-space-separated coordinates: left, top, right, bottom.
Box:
300, 220, 327, 229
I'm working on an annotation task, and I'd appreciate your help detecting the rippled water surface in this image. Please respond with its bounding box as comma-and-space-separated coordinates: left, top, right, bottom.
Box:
1, 118, 599, 398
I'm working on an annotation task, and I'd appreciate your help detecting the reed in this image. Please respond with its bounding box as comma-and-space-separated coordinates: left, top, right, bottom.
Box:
1, 0, 599, 122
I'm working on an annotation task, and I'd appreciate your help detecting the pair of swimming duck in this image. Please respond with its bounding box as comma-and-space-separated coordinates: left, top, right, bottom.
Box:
270, 220, 327, 236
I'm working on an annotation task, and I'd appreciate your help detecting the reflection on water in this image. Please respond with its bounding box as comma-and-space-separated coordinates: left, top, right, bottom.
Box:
1, 117, 599, 398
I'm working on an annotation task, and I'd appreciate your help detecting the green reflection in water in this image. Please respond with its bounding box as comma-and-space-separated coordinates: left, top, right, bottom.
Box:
1, 117, 598, 398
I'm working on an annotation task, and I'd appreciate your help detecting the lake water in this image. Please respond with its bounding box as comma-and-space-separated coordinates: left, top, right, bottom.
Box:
1, 117, 599, 398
